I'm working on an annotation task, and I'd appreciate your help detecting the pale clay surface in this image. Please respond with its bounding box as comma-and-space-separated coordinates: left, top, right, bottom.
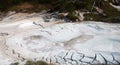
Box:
0, 13, 120, 65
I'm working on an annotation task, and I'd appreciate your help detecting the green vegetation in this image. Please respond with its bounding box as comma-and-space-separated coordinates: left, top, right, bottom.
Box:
0, 0, 120, 22
84, 1, 120, 23
10, 62, 19, 65
25, 61, 49, 65
66, 11, 79, 21
10, 61, 54, 65
84, 0, 120, 23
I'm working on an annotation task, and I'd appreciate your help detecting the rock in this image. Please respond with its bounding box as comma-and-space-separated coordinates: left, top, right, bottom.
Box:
112, 0, 120, 5
44, 19, 50, 22
7, 11, 16, 16
43, 15, 52, 22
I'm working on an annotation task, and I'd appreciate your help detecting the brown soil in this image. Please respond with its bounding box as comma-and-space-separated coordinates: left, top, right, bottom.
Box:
9, 2, 50, 13
17, 2, 34, 10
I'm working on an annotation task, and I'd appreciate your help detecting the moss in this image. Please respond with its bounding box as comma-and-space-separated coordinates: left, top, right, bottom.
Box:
84, 13, 105, 21
84, 13, 120, 23
84, 0, 94, 11
25, 60, 54, 65
102, 1, 120, 17
66, 12, 78, 22
25, 61, 35, 65
34, 61, 49, 65
84, 1, 120, 23
103, 16, 120, 23
10, 62, 19, 65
